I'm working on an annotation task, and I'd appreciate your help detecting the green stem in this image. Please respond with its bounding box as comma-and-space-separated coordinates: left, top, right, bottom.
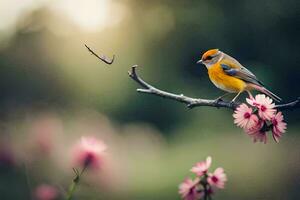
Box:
66, 181, 77, 200
66, 166, 87, 200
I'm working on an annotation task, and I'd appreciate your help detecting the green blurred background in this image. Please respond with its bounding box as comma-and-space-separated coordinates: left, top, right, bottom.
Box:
0, 0, 299, 199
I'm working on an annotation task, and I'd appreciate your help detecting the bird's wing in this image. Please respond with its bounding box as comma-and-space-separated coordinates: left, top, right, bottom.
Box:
220, 62, 264, 86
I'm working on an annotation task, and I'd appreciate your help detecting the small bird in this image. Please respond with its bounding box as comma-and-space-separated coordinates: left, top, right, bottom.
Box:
197, 49, 281, 102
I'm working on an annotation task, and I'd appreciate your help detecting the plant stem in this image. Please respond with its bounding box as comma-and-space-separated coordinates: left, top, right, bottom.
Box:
66, 166, 87, 200
201, 174, 211, 200
204, 183, 208, 200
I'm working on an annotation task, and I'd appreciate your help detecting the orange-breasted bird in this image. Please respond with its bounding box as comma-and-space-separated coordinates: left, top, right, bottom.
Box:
197, 49, 281, 102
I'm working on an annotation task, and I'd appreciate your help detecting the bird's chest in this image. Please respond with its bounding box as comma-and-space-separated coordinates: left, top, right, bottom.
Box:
207, 65, 242, 93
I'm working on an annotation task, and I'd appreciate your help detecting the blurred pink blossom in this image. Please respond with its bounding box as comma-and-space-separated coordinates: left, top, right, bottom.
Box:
34, 184, 59, 200
271, 112, 287, 143
178, 178, 202, 200
246, 94, 276, 120
191, 156, 212, 176
179, 156, 227, 199
0, 144, 16, 168
233, 104, 258, 129
207, 168, 227, 189
72, 136, 107, 169
33, 130, 54, 155
29, 117, 63, 155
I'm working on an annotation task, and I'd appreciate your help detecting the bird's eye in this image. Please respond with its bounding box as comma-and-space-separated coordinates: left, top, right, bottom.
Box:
206, 56, 213, 60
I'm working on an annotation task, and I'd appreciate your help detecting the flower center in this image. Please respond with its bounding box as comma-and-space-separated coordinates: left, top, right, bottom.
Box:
84, 152, 95, 167
260, 105, 267, 112
211, 176, 219, 183
244, 112, 251, 119
273, 119, 278, 126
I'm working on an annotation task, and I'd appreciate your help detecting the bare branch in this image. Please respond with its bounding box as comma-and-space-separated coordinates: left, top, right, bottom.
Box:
85, 44, 115, 65
128, 65, 238, 110
128, 65, 300, 111
275, 97, 300, 111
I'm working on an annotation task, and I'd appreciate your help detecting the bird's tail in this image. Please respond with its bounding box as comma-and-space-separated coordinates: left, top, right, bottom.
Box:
248, 84, 282, 102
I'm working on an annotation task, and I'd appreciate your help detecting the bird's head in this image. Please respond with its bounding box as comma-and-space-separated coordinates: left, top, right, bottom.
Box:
197, 49, 223, 68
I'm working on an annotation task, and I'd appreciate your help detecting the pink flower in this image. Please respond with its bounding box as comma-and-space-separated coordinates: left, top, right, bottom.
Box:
233, 104, 259, 129
72, 136, 107, 169
191, 156, 212, 176
29, 117, 63, 155
244, 118, 263, 134
246, 94, 276, 120
207, 168, 227, 189
244, 119, 268, 143
178, 178, 203, 200
250, 130, 267, 144
34, 184, 59, 200
271, 112, 287, 143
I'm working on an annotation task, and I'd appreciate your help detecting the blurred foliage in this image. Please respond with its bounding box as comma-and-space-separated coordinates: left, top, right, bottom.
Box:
0, 0, 299, 199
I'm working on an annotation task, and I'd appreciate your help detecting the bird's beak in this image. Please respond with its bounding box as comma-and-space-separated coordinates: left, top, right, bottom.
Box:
197, 59, 203, 64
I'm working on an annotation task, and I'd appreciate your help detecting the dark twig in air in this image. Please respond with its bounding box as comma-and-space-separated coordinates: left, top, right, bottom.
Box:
128, 65, 300, 111
85, 44, 115, 65
275, 97, 300, 111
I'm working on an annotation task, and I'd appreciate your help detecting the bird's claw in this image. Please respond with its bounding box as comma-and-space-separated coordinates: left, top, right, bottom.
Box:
214, 97, 224, 103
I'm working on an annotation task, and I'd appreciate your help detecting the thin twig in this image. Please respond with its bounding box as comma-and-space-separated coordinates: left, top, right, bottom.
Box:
85, 44, 115, 65
128, 65, 300, 111
275, 97, 300, 111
